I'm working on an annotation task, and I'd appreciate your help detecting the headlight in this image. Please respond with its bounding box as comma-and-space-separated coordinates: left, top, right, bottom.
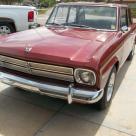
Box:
74, 68, 96, 86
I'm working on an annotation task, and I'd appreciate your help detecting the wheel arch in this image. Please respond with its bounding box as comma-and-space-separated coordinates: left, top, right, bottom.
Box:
0, 17, 16, 31
100, 56, 119, 89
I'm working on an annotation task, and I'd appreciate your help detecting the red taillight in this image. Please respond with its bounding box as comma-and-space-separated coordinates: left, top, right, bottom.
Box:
28, 11, 34, 22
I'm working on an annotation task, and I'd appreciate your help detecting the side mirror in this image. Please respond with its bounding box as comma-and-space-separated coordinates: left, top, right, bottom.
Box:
121, 26, 128, 32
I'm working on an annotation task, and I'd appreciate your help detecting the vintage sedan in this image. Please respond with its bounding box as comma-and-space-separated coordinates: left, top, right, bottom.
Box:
0, 2, 135, 110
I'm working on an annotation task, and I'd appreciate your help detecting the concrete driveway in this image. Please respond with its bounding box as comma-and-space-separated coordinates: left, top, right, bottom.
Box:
0, 51, 136, 136
0, 16, 136, 136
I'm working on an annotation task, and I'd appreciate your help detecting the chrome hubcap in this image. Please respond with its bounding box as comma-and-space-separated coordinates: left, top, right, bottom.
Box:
0, 26, 11, 34
107, 72, 115, 102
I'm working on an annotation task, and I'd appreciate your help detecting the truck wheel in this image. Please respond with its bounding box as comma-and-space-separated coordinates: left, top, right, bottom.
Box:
0, 23, 15, 34
96, 66, 116, 110
127, 44, 135, 61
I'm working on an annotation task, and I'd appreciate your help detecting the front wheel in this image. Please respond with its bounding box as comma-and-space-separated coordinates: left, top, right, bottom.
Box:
96, 66, 116, 110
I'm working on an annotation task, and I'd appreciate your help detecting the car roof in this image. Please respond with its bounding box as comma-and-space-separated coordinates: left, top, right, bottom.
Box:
57, 2, 128, 8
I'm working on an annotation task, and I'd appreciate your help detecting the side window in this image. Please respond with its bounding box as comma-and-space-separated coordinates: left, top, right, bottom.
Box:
78, 8, 85, 24
55, 6, 68, 24
120, 8, 128, 28
68, 7, 77, 24
47, 6, 68, 24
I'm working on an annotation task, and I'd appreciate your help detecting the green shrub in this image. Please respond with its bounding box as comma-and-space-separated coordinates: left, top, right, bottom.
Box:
40, 0, 56, 7
38, 9, 47, 15
131, 8, 136, 18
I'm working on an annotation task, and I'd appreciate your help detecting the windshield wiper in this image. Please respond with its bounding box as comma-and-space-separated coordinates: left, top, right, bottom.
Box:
68, 24, 96, 30
69, 24, 90, 28
46, 22, 65, 27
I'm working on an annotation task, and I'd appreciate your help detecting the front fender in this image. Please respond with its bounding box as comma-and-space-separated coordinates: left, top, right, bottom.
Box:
99, 56, 119, 89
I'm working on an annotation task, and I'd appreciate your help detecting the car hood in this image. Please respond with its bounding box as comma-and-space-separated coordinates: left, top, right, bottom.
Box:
0, 27, 116, 67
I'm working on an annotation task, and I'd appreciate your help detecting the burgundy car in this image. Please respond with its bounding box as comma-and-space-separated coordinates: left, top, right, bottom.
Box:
0, 2, 135, 110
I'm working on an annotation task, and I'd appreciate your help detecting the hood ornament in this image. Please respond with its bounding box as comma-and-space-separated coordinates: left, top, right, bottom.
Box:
25, 45, 32, 53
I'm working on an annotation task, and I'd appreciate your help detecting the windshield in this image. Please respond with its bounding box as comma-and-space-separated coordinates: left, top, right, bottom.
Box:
46, 5, 117, 30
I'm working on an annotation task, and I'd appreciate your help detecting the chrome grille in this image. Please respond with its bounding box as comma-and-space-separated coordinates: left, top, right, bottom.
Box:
0, 55, 74, 82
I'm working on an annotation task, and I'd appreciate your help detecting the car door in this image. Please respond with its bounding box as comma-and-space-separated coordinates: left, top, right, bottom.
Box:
120, 7, 135, 65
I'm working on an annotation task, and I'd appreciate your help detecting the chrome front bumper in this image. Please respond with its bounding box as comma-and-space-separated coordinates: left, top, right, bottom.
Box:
0, 72, 104, 104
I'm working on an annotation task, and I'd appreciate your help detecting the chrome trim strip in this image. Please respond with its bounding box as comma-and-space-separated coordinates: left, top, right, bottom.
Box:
0, 55, 74, 82
0, 55, 27, 67
31, 69, 74, 82
29, 62, 73, 75
0, 72, 104, 104
0, 55, 73, 75
0, 62, 29, 73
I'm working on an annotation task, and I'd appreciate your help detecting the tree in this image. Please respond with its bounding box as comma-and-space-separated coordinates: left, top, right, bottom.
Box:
0, 0, 18, 4
40, 0, 56, 7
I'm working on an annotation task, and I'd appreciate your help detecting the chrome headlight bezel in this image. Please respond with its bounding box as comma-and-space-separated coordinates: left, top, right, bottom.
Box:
74, 68, 96, 86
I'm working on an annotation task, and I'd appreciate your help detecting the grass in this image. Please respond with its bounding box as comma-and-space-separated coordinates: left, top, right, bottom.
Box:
131, 8, 136, 18
38, 8, 48, 15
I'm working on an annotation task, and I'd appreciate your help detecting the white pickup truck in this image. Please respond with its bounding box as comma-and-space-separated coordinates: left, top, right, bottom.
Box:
0, 5, 37, 34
